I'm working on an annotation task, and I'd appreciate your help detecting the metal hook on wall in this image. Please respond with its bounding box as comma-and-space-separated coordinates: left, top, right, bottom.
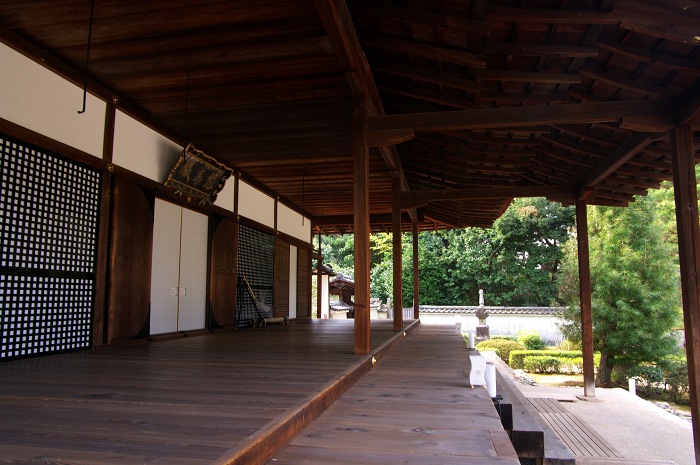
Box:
78, 0, 95, 114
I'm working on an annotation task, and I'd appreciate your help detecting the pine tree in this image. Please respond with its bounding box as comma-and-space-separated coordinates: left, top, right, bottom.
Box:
558, 194, 682, 386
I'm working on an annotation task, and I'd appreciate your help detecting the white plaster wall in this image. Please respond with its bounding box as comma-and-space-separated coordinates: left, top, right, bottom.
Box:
213, 175, 235, 212
419, 313, 564, 345
0, 43, 105, 158
289, 245, 298, 319
112, 110, 181, 183
278, 203, 311, 243
178, 208, 208, 332
238, 181, 274, 228
150, 199, 182, 335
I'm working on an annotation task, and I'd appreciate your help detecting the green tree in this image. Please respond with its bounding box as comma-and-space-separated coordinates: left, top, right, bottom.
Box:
558, 195, 682, 386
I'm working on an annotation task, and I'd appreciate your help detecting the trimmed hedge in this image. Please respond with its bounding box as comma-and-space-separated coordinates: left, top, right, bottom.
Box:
475, 339, 526, 363
523, 356, 561, 373
510, 350, 600, 373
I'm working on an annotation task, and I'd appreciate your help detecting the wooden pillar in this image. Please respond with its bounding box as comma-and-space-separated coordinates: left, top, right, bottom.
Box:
317, 232, 322, 318
576, 198, 595, 398
392, 176, 403, 331
670, 126, 700, 463
353, 93, 371, 355
412, 220, 419, 320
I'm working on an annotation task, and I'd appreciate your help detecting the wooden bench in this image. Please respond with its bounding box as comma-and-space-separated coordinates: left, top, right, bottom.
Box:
494, 364, 576, 465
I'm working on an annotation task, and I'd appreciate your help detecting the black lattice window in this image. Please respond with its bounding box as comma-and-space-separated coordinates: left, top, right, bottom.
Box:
236, 224, 274, 327
0, 134, 100, 360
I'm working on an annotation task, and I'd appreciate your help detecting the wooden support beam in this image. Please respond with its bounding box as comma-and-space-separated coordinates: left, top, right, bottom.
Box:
581, 132, 663, 188
353, 93, 371, 355
576, 198, 596, 399
392, 177, 403, 332
378, 84, 479, 110
595, 38, 700, 74
413, 221, 419, 320
474, 92, 571, 104
366, 127, 415, 147
485, 5, 620, 24
580, 66, 678, 98
670, 126, 700, 462
367, 99, 675, 134
477, 70, 582, 84
313, 212, 423, 227
676, 78, 700, 128
351, 0, 492, 35
358, 32, 487, 68
481, 41, 600, 57
401, 185, 576, 209
371, 62, 483, 93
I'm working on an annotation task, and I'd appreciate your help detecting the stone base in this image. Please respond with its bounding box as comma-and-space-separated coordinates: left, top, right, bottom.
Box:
576, 395, 604, 402
476, 325, 490, 344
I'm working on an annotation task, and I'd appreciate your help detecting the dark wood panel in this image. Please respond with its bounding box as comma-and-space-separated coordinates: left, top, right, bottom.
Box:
297, 248, 310, 318
107, 177, 154, 343
210, 218, 239, 327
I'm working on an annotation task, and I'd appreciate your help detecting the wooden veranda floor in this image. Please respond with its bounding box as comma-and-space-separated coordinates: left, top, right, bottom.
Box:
0, 319, 414, 465
267, 323, 520, 465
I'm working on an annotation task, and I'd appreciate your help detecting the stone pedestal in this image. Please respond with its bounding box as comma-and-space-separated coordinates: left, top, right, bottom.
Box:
476, 325, 490, 344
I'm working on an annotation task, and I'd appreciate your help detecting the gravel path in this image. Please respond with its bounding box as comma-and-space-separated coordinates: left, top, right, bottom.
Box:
488, 354, 695, 465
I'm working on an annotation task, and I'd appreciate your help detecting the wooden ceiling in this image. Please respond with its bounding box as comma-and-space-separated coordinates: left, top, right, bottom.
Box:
0, 0, 698, 234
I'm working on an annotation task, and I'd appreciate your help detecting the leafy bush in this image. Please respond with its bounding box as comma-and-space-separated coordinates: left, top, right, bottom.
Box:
490, 335, 517, 341
510, 350, 581, 369
475, 339, 526, 363
626, 365, 665, 394
517, 330, 545, 350
510, 350, 600, 372
523, 356, 561, 373
663, 353, 689, 403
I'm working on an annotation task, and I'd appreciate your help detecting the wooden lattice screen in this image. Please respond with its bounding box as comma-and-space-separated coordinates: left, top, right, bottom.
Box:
0, 134, 101, 360
235, 224, 274, 327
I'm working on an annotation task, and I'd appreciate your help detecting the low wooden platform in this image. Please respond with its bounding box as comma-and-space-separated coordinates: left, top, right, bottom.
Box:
528, 398, 623, 460
267, 324, 520, 465
0, 319, 414, 465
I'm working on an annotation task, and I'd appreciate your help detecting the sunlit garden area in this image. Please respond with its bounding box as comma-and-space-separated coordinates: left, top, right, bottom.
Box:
313, 172, 698, 413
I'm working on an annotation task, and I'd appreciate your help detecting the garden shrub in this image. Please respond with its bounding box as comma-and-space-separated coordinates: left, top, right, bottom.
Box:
475, 339, 525, 363
517, 330, 545, 350
490, 335, 517, 341
663, 353, 689, 403
626, 365, 665, 394
523, 356, 561, 373
510, 350, 600, 372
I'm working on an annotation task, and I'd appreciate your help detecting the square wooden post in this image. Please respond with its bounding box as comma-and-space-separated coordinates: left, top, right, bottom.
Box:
392, 176, 403, 331
413, 220, 419, 320
670, 126, 700, 463
353, 93, 371, 355
576, 198, 596, 398
317, 232, 322, 318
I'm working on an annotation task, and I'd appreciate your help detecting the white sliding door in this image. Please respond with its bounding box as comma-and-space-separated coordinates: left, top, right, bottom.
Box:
150, 199, 208, 335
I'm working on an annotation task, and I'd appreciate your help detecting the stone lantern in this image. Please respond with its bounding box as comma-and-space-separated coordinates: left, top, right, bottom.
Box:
475, 289, 490, 344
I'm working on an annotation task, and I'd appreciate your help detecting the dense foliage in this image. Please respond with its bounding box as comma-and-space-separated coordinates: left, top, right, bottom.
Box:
557, 191, 682, 386
517, 329, 545, 350
316, 197, 575, 307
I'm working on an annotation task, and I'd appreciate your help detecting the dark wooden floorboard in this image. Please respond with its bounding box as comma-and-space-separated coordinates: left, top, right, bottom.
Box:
268, 324, 520, 465
0, 319, 409, 465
